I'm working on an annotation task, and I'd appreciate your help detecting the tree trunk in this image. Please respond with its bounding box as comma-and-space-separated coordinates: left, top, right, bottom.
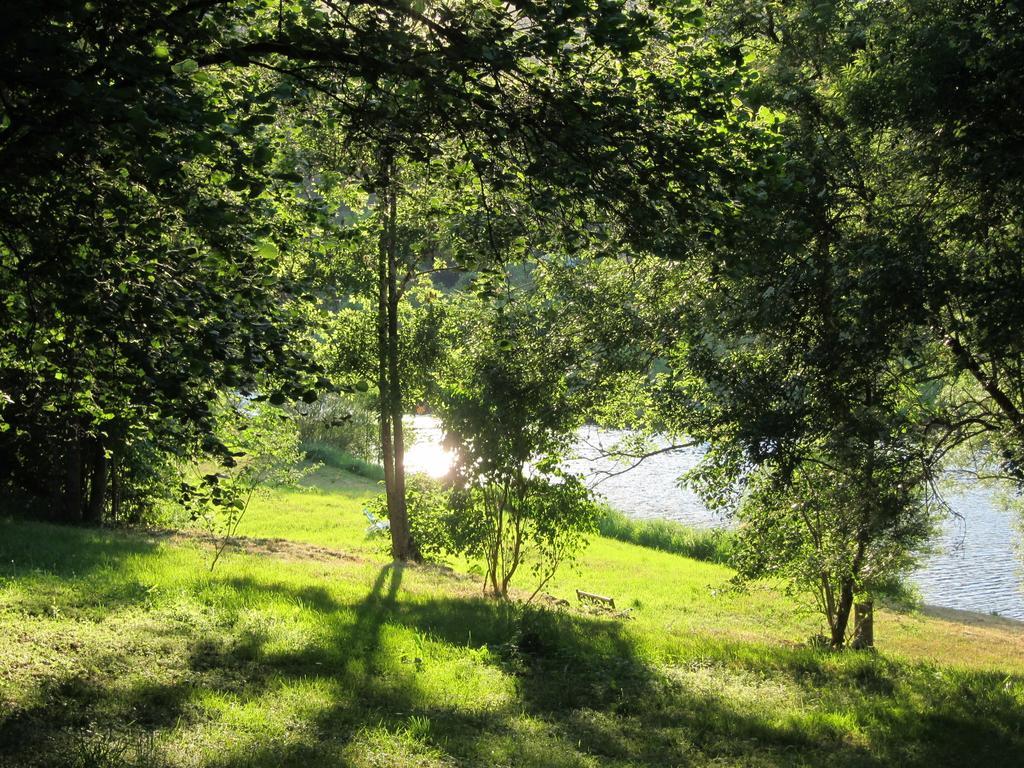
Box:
376, 156, 412, 561
84, 439, 106, 524
377, 196, 398, 555
830, 579, 855, 648
386, 186, 411, 560
852, 601, 874, 649
110, 446, 121, 522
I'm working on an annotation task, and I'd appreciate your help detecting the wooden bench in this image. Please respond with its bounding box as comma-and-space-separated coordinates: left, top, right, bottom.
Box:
576, 589, 615, 609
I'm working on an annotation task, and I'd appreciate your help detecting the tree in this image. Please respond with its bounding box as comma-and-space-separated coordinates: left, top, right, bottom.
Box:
840, 0, 1024, 484
0, 1, 322, 521
665, 2, 1024, 641
293, 137, 512, 560
651, 0, 969, 646
438, 288, 598, 599
0, 0, 772, 533
223, 0, 767, 557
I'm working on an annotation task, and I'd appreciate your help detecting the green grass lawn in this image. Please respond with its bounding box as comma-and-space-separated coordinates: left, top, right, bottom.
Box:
238, 465, 384, 554
2, 467, 1023, 767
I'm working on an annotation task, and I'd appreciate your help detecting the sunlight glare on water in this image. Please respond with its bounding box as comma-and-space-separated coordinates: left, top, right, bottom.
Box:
404, 416, 456, 478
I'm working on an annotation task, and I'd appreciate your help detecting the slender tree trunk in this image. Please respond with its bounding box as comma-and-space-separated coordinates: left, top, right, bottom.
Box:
377, 184, 397, 554
387, 177, 411, 559
110, 445, 121, 522
851, 601, 874, 649
84, 439, 106, 524
375, 155, 412, 561
831, 578, 855, 647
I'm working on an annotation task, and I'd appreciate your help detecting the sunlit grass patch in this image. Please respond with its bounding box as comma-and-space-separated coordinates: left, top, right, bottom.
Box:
238, 465, 381, 555
3, 472, 1024, 767
344, 721, 456, 768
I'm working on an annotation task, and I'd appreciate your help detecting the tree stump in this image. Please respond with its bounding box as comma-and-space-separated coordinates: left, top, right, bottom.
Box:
852, 601, 874, 649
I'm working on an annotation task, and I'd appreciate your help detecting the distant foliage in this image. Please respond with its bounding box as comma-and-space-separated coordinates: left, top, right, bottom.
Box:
292, 394, 380, 464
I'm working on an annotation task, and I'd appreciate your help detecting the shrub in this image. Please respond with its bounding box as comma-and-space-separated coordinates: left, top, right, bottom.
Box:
367, 473, 454, 561
447, 468, 600, 600
302, 441, 385, 481
595, 506, 734, 564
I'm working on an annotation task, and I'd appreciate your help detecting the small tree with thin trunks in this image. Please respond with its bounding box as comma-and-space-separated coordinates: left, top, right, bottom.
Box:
438, 292, 597, 599
180, 397, 305, 570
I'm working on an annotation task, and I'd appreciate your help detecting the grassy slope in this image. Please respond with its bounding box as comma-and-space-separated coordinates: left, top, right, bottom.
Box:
1, 468, 1023, 767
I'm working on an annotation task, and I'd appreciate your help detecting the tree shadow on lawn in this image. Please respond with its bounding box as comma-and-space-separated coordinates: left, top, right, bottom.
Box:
0, 672, 200, 767
3, 550, 1021, 767
0, 519, 170, 627
177, 565, 891, 767
170, 565, 1024, 768
0, 518, 161, 580
699, 638, 1024, 767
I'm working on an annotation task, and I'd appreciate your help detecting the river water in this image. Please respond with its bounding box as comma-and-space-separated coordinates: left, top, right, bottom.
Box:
407, 417, 1024, 620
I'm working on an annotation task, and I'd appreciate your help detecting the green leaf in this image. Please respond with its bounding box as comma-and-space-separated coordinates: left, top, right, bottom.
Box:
256, 240, 280, 259
171, 59, 199, 75
252, 145, 274, 168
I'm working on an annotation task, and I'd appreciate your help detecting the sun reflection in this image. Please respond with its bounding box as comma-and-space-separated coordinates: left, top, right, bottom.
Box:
404, 416, 456, 478
404, 441, 456, 478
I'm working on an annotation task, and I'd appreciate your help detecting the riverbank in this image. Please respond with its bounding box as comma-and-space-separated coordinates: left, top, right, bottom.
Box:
249, 466, 1024, 662
2, 467, 1023, 766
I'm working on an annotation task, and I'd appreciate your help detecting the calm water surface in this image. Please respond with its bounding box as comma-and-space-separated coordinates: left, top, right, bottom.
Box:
409, 417, 1024, 620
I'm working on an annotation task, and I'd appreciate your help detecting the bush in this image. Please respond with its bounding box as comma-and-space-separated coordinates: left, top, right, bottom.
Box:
302, 441, 385, 481
291, 393, 379, 462
448, 470, 600, 600
596, 506, 734, 564
368, 469, 599, 601
367, 473, 453, 561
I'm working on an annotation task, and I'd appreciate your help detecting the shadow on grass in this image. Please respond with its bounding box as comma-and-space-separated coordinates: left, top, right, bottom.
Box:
695, 638, 1024, 766
2, 527, 1023, 767
0, 673, 199, 767
0, 518, 160, 578
180, 565, 899, 767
